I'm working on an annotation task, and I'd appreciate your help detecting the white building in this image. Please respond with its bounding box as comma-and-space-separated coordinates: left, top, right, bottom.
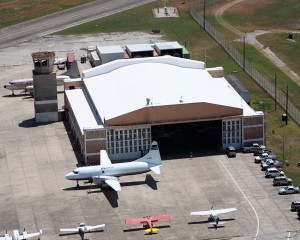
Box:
64, 56, 264, 164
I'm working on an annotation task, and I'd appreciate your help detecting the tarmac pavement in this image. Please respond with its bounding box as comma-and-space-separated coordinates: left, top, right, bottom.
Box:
0, 35, 300, 240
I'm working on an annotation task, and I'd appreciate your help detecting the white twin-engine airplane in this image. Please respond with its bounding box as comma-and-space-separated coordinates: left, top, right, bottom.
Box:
0, 229, 42, 240
190, 207, 237, 228
3, 75, 70, 95
60, 223, 105, 240
65, 141, 162, 191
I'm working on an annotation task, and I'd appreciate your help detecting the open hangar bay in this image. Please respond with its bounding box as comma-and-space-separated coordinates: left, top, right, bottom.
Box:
0, 73, 299, 239
151, 120, 222, 156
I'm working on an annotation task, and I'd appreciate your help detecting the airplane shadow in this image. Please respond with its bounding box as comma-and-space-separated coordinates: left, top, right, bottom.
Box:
62, 175, 158, 208
123, 225, 171, 233
188, 218, 235, 226
2, 93, 30, 98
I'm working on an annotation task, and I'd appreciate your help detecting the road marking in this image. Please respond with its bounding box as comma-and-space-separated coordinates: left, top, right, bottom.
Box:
220, 160, 260, 239
287, 231, 291, 240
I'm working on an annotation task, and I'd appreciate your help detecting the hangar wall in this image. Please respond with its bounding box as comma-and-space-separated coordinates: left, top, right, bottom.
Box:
242, 115, 264, 146
106, 126, 151, 161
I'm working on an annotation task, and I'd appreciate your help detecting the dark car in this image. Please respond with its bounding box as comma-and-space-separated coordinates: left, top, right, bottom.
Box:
226, 146, 236, 158
254, 148, 272, 156
291, 201, 300, 211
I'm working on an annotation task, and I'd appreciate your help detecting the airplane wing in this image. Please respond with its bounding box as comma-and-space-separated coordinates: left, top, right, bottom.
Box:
60, 228, 79, 233
0, 235, 12, 240
151, 214, 172, 222
85, 224, 105, 231
100, 150, 112, 167
190, 208, 237, 216
100, 176, 121, 191
19, 230, 42, 240
125, 217, 148, 225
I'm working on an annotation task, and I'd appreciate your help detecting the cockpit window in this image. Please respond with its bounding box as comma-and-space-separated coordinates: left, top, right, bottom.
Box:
73, 171, 78, 174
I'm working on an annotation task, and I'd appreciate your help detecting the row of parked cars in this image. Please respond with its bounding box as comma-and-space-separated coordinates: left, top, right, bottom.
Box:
249, 146, 300, 220
252, 148, 299, 194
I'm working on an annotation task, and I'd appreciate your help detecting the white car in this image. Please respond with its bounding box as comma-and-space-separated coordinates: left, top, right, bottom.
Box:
278, 186, 299, 195
265, 168, 284, 178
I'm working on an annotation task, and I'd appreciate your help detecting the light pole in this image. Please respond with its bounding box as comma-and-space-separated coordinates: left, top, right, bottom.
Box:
285, 85, 289, 125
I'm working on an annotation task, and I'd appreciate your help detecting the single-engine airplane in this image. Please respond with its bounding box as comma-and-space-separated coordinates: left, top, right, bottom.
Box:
125, 214, 172, 234
60, 223, 105, 240
190, 207, 237, 229
0, 229, 42, 240
3, 75, 70, 95
65, 141, 161, 191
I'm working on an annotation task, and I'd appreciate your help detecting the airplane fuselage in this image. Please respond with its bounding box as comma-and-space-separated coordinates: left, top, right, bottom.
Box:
65, 161, 151, 181
3, 76, 69, 93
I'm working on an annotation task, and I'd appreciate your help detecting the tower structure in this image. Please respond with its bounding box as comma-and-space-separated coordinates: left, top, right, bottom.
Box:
32, 51, 58, 123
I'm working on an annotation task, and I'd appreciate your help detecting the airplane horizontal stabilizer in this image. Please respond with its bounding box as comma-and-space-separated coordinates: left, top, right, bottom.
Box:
209, 221, 225, 225
86, 224, 105, 231
145, 228, 159, 233
150, 165, 161, 174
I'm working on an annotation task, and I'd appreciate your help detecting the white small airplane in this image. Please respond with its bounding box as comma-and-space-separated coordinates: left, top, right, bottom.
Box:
0, 229, 42, 240
65, 141, 162, 191
3, 75, 70, 95
60, 223, 105, 240
190, 207, 237, 229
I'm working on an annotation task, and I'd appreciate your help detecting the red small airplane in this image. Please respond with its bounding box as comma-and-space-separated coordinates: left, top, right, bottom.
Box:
125, 214, 172, 234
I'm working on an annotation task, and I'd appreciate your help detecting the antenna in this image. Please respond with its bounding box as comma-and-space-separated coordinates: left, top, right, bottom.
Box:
146, 98, 151, 105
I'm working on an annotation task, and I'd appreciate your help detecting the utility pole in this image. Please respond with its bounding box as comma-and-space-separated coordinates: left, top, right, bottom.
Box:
274, 73, 277, 111
285, 85, 289, 125
203, 0, 206, 31
243, 36, 245, 71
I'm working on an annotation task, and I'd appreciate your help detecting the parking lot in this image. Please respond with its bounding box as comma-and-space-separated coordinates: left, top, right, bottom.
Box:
0, 36, 300, 240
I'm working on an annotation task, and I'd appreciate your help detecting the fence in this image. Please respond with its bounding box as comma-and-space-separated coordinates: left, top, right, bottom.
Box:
189, 1, 300, 125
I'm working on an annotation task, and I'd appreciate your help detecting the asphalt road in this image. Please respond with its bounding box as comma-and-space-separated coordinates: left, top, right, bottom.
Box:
0, 0, 155, 50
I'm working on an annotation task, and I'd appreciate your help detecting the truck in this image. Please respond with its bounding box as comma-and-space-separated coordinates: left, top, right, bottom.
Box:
242, 143, 265, 154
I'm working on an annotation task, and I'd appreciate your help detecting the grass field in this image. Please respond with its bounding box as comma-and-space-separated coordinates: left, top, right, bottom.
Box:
2, 0, 300, 183
0, 0, 94, 29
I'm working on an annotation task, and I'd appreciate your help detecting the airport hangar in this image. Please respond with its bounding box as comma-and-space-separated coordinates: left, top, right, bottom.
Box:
64, 55, 264, 164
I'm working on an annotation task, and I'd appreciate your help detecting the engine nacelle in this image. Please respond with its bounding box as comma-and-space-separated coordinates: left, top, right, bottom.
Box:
92, 176, 118, 184
92, 177, 104, 184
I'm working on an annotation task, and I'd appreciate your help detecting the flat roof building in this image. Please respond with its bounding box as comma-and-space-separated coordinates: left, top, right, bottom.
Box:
65, 56, 264, 164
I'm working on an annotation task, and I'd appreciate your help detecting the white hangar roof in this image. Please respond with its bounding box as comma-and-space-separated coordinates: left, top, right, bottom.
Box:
82, 56, 260, 122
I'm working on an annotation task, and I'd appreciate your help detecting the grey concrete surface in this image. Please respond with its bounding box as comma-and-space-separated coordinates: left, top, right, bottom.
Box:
1, 36, 300, 240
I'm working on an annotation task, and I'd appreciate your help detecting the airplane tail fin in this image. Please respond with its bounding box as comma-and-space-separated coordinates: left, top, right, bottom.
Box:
135, 141, 161, 168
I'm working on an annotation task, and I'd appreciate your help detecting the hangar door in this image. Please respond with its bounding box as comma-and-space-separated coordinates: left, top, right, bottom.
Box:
151, 120, 222, 156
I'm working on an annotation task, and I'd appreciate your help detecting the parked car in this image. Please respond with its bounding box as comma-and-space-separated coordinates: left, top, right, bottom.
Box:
254, 148, 272, 156
278, 186, 300, 195
265, 168, 284, 178
261, 160, 282, 171
254, 153, 277, 163
243, 143, 265, 154
290, 200, 300, 211
273, 176, 292, 186
226, 146, 236, 158
266, 165, 284, 172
